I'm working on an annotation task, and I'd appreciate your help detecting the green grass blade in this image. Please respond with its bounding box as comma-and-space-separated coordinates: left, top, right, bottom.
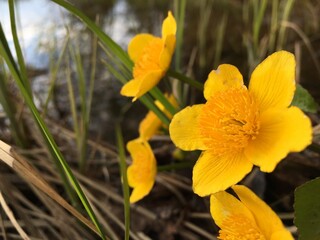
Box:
0, 24, 20, 78
8, 0, 32, 96
167, 69, 204, 91
87, 32, 98, 123
198, 0, 213, 71
174, 0, 186, 72
157, 160, 196, 172
0, 29, 107, 240
115, 124, 130, 240
252, 0, 267, 52
65, 55, 80, 145
99, 43, 130, 84
277, 0, 295, 50
149, 87, 177, 115
69, 41, 89, 172
173, 0, 187, 107
213, 13, 228, 68
0, 60, 27, 147
43, 37, 69, 116
51, 0, 132, 70
268, 0, 279, 52
141, 94, 171, 126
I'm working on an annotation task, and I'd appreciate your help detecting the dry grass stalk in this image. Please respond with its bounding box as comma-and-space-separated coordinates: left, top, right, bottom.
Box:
0, 139, 100, 237
0, 191, 30, 240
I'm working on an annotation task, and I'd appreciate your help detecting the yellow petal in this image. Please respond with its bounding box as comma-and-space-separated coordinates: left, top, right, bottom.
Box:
120, 77, 142, 99
129, 181, 154, 204
232, 185, 293, 239
192, 151, 253, 196
120, 70, 164, 101
162, 11, 176, 40
204, 64, 244, 100
139, 110, 162, 141
128, 34, 156, 62
167, 94, 179, 110
249, 51, 296, 112
165, 34, 176, 57
284, 106, 312, 152
127, 139, 156, 166
210, 190, 255, 228
159, 35, 176, 70
169, 104, 207, 151
134, 70, 164, 100
127, 139, 156, 187
245, 106, 312, 172
271, 230, 294, 240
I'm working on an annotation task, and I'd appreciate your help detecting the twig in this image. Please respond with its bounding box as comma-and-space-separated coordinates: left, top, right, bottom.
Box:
0, 206, 8, 240
183, 221, 216, 240
0, 139, 103, 238
0, 191, 30, 240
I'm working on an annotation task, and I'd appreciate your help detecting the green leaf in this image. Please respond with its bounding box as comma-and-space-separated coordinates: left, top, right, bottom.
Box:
291, 84, 318, 113
0, 24, 106, 240
115, 124, 130, 240
294, 177, 320, 240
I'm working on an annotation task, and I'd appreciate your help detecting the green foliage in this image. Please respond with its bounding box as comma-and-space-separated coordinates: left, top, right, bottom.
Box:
0, 12, 106, 240
295, 177, 320, 240
292, 84, 318, 113
115, 124, 130, 240
0, 59, 28, 147
52, 0, 178, 126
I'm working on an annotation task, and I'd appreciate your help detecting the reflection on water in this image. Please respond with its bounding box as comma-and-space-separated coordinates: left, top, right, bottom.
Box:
0, 0, 171, 142
0, 0, 135, 68
0, 0, 171, 70
0, 0, 65, 68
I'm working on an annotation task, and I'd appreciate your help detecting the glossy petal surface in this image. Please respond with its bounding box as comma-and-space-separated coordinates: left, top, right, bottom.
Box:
232, 185, 293, 239
162, 11, 176, 40
169, 104, 206, 151
204, 64, 244, 100
245, 107, 312, 172
249, 51, 296, 112
127, 139, 156, 203
193, 151, 253, 196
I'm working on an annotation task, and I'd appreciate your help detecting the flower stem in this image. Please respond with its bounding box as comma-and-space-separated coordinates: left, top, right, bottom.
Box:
167, 69, 204, 91
158, 160, 196, 172
150, 87, 177, 115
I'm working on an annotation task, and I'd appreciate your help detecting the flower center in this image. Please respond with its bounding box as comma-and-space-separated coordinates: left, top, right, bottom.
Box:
199, 87, 260, 155
133, 38, 163, 78
218, 214, 266, 240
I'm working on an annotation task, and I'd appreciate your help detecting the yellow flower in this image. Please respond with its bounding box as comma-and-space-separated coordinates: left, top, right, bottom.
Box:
139, 94, 178, 140
127, 94, 177, 203
120, 11, 176, 101
169, 51, 312, 196
211, 185, 294, 240
127, 138, 157, 203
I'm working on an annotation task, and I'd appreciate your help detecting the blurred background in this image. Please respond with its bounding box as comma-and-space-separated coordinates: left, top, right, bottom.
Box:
0, 0, 320, 239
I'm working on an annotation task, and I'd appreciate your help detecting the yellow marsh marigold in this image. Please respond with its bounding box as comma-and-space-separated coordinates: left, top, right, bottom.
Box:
169, 51, 312, 197
127, 94, 178, 203
120, 11, 176, 101
211, 185, 294, 240
127, 138, 156, 203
